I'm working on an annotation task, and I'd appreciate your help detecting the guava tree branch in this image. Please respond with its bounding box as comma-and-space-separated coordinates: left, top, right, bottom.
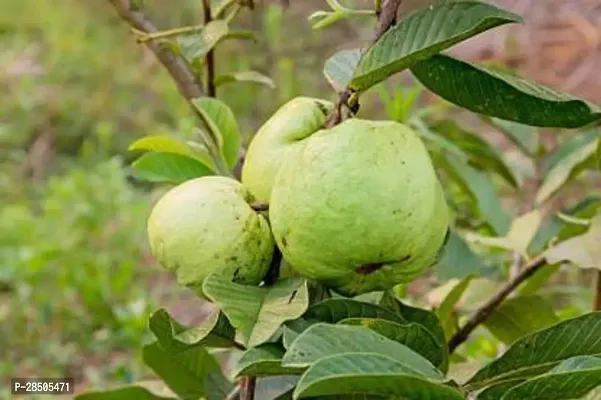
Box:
202, 0, 217, 97
326, 0, 401, 128
448, 255, 547, 353
106, 0, 204, 100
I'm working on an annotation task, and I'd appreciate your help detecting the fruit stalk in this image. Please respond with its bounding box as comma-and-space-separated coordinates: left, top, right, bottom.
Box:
326, 0, 402, 127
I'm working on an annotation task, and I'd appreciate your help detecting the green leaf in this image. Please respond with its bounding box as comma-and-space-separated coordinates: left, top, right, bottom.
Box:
411, 54, 601, 128
432, 120, 519, 187
466, 312, 601, 390
482, 295, 559, 345
379, 292, 447, 349
191, 97, 241, 170
506, 210, 543, 257
410, 118, 469, 160
528, 196, 601, 255
282, 318, 316, 350
148, 308, 236, 351
202, 276, 309, 348
323, 48, 362, 93
131, 152, 213, 184
436, 230, 491, 279
490, 118, 540, 157
177, 20, 254, 62
437, 275, 474, 339
234, 343, 304, 377
543, 213, 601, 270
129, 135, 192, 156
350, 1, 521, 92
441, 155, 511, 235
535, 138, 599, 205
75, 383, 175, 400
305, 298, 404, 324
498, 356, 601, 400
293, 353, 463, 399
214, 71, 275, 88
254, 376, 298, 400
142, 341, 228, 400
339, 318, 446, 370
129, 135, 216, 171
543, 131, 599, 174
282, 323, 443, 379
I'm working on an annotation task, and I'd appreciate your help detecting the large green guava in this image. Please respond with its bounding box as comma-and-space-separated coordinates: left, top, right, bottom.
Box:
147, 176, 274, 297
241, 97, 333, 203
269, 118, 449, 296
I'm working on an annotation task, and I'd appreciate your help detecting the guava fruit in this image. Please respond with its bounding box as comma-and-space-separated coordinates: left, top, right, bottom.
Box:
147, 176, 274, 296
269, 118, 449, 296
241, 97, 334, 203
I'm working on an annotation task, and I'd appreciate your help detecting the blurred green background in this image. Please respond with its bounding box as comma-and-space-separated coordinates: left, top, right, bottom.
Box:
1, 0, 600, 396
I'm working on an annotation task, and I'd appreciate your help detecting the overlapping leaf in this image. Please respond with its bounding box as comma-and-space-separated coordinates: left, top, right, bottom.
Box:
214, 71, 275, 88
293, 353, 463, 399
177, 20, 254, 62
436, 230, 491, 280
191, 97, 241, 170
148, 308, 236, 351
498, 356, 601, 400
467, 312, 601, 390
142, 342, 231, 400
433, 120, 519, 187
482, 295, 559, 345
323, 48, 362, 92
412, 54, 601, 128
75, 383, 176, 400
440, 155, 510, 235
339, 318, 445, 369
536, 138, 599, 204
282, 323, 442, 379
234, 343, 304, 377
202, 275, 309, 347
131, 152, 213, 184
350, 1, 521, 92
543, 213, 601, 270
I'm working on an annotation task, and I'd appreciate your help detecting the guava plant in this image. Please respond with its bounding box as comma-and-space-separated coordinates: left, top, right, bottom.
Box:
82, 0, 601, 399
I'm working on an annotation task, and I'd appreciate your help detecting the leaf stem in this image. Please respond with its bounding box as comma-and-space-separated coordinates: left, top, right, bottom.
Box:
448, 255, 547, 353
132, 24, 204, 42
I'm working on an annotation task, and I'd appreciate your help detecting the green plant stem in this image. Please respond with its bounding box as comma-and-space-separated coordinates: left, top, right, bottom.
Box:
448, 255, 547, 353
132, 25, 203, 42
203, 0, 216, 98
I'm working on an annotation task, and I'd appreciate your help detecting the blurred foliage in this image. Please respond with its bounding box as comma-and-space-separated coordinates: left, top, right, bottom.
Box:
0, 0, 344, 392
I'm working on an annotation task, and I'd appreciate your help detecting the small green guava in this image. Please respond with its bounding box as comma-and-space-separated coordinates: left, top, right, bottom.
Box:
241, 97, 334, 203
269, 118, 449, 296
147, 176, 274, 297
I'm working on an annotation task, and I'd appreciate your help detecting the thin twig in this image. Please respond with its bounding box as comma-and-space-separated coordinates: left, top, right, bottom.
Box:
241, 377, 256, 400
106, 0, 204, 100
448, 256, 548, 353
372, 0, 401, 45
594, 271, 601, 311
225, 384, 242, 400
203, 0, 217, 97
